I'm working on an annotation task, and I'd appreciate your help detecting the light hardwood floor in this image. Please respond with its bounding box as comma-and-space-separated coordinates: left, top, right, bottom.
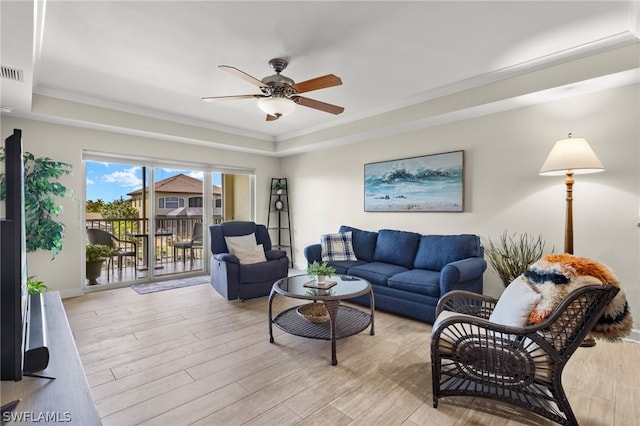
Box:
62, 282, 640, 426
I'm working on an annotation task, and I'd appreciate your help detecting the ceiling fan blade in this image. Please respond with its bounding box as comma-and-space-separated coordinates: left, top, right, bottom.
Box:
201, 94, 264, 102
290, 74, 342, 94
293, 96, 344, 115
219, 65, 267, 88
266, 114, 279, 121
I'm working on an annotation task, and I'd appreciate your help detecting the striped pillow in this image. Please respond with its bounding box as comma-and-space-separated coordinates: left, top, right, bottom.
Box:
321, 232, 357, 261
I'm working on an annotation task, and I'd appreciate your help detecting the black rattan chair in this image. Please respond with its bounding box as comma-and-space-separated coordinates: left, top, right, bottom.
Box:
431, 285, 619, 426
173, 222, 203, 267
86, 228, 138, 280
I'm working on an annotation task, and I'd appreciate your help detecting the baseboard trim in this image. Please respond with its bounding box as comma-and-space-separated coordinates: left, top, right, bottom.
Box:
623, 328, 640, 343
59, 288, 84, 299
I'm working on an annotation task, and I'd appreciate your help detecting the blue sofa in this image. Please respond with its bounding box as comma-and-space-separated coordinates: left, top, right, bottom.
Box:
304, 225, 487, 323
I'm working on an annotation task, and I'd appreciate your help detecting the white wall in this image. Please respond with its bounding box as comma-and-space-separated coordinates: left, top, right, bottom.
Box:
0, 117, 281, 297
2, 83, 638, 337
283, 84, 640, 334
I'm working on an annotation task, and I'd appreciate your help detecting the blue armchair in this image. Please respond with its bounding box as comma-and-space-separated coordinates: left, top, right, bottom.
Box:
209, 221, 289, 300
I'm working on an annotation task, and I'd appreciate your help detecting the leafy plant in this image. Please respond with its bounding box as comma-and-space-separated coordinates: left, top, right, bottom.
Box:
100, 197, 139, 219
272, 181, 286, 191
100, 197, 140, 236
0, 149, 73, 259
27, 276, 48, 295
86, 244, 113, 262
306, 260, 336, 278
483, 231, 551, 287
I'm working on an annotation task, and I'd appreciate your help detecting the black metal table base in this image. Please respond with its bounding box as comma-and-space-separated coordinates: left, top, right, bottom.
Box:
270, 301, 374, 365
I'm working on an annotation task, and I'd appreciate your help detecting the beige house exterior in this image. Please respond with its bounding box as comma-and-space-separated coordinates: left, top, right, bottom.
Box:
127, 173, 222, 219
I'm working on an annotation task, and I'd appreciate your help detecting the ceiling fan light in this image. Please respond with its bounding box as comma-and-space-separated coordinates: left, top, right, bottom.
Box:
257, 97, 296, 117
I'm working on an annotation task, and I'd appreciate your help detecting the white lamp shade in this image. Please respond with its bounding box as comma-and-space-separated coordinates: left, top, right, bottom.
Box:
539, 136, 604, 176
257, 97, 296, 117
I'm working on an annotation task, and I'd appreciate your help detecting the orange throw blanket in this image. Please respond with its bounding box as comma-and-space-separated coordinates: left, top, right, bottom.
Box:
522, 253, 632, 341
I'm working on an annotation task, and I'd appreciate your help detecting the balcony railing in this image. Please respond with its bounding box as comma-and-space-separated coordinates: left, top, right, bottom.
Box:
85, 216, 223, 284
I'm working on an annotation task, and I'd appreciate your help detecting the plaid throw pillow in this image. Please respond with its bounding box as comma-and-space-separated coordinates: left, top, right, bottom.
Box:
321, 232, 357, 261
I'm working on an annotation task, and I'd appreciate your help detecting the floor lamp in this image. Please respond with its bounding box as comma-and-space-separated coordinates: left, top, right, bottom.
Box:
539, 133, 604, 346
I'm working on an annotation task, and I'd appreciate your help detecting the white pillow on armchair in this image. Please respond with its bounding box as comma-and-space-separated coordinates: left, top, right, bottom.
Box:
489, 276, 542, 327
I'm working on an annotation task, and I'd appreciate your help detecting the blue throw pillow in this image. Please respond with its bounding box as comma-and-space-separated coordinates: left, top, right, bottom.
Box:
373, 229, 421, 268
321, 232, 357, 261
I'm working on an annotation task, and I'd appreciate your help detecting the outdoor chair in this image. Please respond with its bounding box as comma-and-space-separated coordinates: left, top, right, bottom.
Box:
173, 222, 203, 267
86, 228, 138, 280
431, 284, 619, 426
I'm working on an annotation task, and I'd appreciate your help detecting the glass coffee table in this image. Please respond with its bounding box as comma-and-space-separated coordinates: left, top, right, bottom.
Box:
268, 274, 375, 366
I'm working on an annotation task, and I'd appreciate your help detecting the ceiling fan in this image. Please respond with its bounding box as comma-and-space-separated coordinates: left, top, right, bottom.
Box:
202, 58, 344, 121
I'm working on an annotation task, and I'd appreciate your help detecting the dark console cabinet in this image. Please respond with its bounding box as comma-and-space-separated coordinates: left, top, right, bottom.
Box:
0, 292, 100, 425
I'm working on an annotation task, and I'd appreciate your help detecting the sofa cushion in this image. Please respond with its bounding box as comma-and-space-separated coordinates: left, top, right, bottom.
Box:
373, 229, 421, 268
348, 262, 408, 286
238, 259, 284, 283
321, 232, 357, 261
339, 225, 378, 261
413, 234, 480, 271
388, 269, 441, 297
326, 260, 368, 275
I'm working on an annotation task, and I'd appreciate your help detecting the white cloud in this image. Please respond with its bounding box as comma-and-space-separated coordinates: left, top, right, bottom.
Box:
187, 171, 204, 180
86, 178, 95, 185
102, 166, 142, 188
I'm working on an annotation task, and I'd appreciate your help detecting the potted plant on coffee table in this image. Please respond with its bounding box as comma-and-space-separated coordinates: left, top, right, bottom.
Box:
306, 260, 336, 284
86, 243, 113, 285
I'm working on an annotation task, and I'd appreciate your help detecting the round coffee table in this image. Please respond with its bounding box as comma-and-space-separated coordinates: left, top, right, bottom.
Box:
268, 274, 375, 366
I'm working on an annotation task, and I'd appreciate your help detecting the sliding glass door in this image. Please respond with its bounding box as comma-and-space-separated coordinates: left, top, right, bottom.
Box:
84, 152, 246, 287
151, 168, 207, 278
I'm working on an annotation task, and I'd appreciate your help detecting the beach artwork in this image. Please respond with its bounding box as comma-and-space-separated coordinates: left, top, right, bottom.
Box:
364, 150, 464, 212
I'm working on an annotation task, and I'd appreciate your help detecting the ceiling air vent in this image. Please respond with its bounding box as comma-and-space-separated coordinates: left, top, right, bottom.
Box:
1, 65, 24, 82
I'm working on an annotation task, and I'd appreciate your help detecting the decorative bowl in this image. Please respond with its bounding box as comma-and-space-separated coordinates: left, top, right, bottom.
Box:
297, 303, 329, 323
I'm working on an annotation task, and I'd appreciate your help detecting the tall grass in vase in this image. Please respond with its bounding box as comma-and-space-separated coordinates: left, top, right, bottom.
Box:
483, 231, 551, 287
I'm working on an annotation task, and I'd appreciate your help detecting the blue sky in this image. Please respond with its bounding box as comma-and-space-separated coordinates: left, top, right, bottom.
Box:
86, 161, 221, 202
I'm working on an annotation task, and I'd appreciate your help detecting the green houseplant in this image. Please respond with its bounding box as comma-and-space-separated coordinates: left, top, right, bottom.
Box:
272, 181, 286, 194
0, 150, 73, 259
483, 231, 551, 287
85, 244, 113, 285
27, 276, 49, 295
306, 260, 336, 283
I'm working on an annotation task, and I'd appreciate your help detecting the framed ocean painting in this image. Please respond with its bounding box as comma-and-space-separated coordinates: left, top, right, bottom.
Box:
364, 150, 464, 212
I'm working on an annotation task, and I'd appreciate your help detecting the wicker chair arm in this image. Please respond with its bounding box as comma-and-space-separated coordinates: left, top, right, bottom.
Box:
110, 234, 137, 251
436, 290, 498, 318
433, 311, 528, 337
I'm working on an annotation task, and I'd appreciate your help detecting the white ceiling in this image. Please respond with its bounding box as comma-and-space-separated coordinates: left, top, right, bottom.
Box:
1, 1, 639, 146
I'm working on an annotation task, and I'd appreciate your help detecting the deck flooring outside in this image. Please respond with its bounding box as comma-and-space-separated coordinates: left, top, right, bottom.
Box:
89, 257, 205, 287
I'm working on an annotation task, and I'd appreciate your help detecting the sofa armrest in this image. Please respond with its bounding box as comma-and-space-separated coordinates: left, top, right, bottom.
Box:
213, 252, 239, 264
265, 249, 287, 261
440, 257, 487, 294
304, 243, 322, 264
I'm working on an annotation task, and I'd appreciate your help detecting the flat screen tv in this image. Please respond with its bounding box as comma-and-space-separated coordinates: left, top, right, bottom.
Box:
1, 128, 28, 381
